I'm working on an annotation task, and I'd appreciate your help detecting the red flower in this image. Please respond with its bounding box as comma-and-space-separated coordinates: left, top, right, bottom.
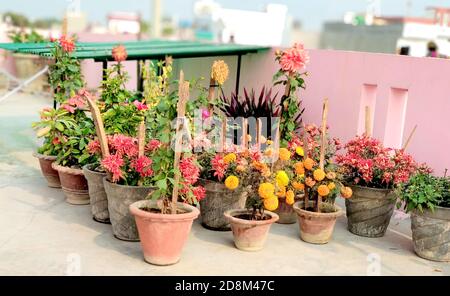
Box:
145, 139, 161, 152
110, 134, 138, 157
52, 137, 60, 145
211, 154, 228, 180
87, 140, 101, 155
112, 45, 127, 62
192, 186, 206, 201
279, 43, 309, 73
180, 157, 200, 185
133, 100, 148, 111
61, 104, 75, 113
59, 35, 75, 53
132, 156, 153, 178
102, 154, 124, 182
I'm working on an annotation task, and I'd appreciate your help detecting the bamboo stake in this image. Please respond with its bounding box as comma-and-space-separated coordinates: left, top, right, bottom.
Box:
137, 120, 146, 186
302, 123, 309, 210
85, 92, 110, 158
317, 99, 329, 213
171, 71, 190, 214
365, 106, 372, 137
207, 77, 216, 111
402, 125, 417, 151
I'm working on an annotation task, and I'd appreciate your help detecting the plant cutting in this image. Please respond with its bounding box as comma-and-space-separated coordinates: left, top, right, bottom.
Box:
289, 99, 352, 244
52, 90, 96, 205
129, 72, 204, 265
396, 170, 450, 262
273, 43, 309, 146
336, 118, 420, 237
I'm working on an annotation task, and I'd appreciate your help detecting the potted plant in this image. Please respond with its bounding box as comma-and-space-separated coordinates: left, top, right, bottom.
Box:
31, 107, 72, 188
396, 170, 450, 262
336, 136, 419, 237
129, 76, 204, 265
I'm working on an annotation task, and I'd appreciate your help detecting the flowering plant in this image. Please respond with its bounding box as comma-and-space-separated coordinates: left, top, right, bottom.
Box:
273, 43, 310, 145
49, 35, 84, 103
336, 135, 421, 189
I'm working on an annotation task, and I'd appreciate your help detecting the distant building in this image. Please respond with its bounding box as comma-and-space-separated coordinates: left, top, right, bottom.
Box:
321, 7, 450, 57
65, 11, 88, 33
107, 12, 141, 35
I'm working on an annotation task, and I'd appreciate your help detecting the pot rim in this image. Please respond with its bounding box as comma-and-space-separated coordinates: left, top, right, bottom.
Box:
33, 152, 57, 161
82, 164, 106, 176
51, 162, 84, 175
102, 176, 157, 190
129, 199, 200, 221
347, 184, 392, 193
293, 201, 344, 218
412, 205, 450, 221
224, 208, 279, 225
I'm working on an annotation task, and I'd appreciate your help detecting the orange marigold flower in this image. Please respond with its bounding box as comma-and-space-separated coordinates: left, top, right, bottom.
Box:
112, 44, 127, 62
276, 186, 286, 198
279, 148, 291, 161
286, 190, 295, 205
292, 181, 305, 191
318, 185, 330, 197
294, 162, 305, 175
313, 169, 326, 181
305, 177, 316, 187
303, 158, 315, 170
341, 187, 353, 199
264, 196, 279, 211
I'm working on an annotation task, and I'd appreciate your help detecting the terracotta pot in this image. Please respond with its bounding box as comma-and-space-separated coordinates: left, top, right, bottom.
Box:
198, 179, 247, 231
411, 206, 450, 262
346, 185, 396, 237
82, 164, 109, 223
130, 200, 200, 265
52, 163, 89, 205
274, 194, 304, 224
224, 209, 279, 251
33, 152, 61, 188
293, 200, 343, 244
103, 178, 156, 241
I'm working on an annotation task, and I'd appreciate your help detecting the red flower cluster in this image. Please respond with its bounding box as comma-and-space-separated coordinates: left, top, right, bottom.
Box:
112, 45, 127, 62
179, 157, 205, 201
145, 139, 161, 152
336, 135, 419, 188
211, 154, 227, 180
133, 100, 148, 111
59, 35, 75, 53
102, 154, 124, 182
60, 90, 87, 113
87, 139, 101, 154
132, 156, 153, 177
110, 134, 138, 157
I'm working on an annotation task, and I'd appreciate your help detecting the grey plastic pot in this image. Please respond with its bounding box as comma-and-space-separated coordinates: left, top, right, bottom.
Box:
82, 164, 109, 223
103, 177, 156, 241
411, 206, 450, 262
345, 185, 396, 237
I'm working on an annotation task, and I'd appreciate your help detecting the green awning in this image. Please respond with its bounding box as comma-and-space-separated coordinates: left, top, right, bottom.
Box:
0, 40, 269, 61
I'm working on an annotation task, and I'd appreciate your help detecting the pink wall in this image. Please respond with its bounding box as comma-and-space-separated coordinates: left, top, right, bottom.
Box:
242, 49, 450, 175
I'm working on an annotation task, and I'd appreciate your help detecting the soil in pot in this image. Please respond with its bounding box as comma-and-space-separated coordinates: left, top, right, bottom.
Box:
82, 164, 109, 224
33, 152, 61, 188
52, 163, 89, 205
293, 200, 343, 244
130, 199, 200, 265
198, 179, 247, 231
411, 206, 450, 262
103, 177, 156, 241
346, 185, 396, 238
224, 209, 279, 251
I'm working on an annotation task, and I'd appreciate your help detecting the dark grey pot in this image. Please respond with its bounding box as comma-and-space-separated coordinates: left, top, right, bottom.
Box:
82, 164, 109, 223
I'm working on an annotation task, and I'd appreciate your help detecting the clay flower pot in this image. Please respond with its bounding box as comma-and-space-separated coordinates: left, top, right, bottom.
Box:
33, 152, 61, 188
346, 185, 396, 238
130, 200, 200, 265
293, 200, 343, 244
103, 177, 156, 241
411, 206, 450, 262
199, 179, 247, 231
82, 164, 109, 223
52, 163, 89, 205
274, 194, 304, 224
224, 209, 279, 251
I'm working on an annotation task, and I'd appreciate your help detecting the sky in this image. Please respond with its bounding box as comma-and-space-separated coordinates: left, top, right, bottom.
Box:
0, 0, 449, 30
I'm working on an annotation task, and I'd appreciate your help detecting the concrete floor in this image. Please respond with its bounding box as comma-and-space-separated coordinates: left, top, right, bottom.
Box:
0, 92, 449, 276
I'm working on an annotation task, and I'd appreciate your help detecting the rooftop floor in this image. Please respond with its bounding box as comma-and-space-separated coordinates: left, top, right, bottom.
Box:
0, 92, 449, 276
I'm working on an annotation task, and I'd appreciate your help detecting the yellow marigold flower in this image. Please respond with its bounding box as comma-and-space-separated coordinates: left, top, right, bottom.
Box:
341, 187, 353, 199
303, 158, 315, 170
328, 182, 336, 190
294, 162, 305, 175
279, 148, 291, 161
276, 171, 289, 187
266, 140, 273, 145
296, 146, 304, 156
326, 172, 336, 180
258, 183, 275, 199
236, 165, 246, 172
305, 177, 316, 188
264, 196, 279, 211
223, 153, 237, 164
313, 169, 326, 181
318, 185, 330, 197
276, 186, 286, 198
292, 181, 305, 191
286, 190, 295, 205
225, 175, 239, 190
211, 60, 229, 85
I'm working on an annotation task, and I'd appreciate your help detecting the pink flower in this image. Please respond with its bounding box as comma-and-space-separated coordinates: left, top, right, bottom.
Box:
132, 156, 153, 178
192, 186, 206, 201
87, 140, 101, 155
201, 108, 210, 119
180, 157, 200, 185
133, 100, 148, 111
102, 154, 124, 182
110, 134, 138, 157
145, 139, 161, 152
279, 43, 309, 74
211, 154, 228, 180
61, 104, 75, 113
59, 35, 75, 53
